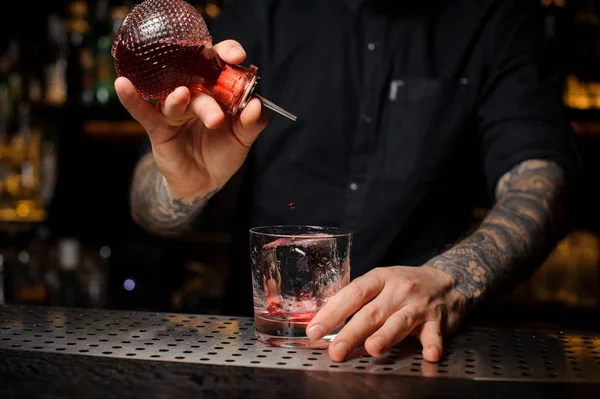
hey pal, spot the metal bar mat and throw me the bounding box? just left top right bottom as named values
left=1, top=305, right=600, bottom=382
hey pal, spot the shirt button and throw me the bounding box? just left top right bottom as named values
left=367, top=42, right=376, bottom=51
left=349, top=182, right=358, bottom=191
left=362, top=115, right=372, bottom=124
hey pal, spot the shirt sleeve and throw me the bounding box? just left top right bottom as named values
left=477, top=0, right=582, bottom=199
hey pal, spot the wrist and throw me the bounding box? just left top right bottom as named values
left=422, top=256, right=478, bottom=310
left=162, top=176, right=219, bottom=204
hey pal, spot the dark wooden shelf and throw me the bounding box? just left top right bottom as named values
left=82, top=120, right=145, bottom=136
left=572, top=120, right=600, bottom=138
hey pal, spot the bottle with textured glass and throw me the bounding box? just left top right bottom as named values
left=112, top=0, right=296, bottom=120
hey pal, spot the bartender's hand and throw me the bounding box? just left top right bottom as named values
left=115, top=40, right=267, bottom=199
left=306, top=266, right=467, bottom=362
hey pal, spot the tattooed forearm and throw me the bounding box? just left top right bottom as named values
left=130, top=153, right=217, bottom=236
left=425, top=159, right=569, bottom=307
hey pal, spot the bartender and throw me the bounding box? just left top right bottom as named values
left=115, top=0, right=581, bottom=363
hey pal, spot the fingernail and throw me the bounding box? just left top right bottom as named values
left=333, top=341, right=348, bottom=358
left=427, top=345, right=440, bottom=360
left=370, top=336, right=385, bottom=352
left=229, top=46, right=246, bottom=59
left=307, top=324, right=326, bottom=341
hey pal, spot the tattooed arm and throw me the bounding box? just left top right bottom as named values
left=130, top=153, right=218, bottom=237
left=116, top=41, right=266, bottom=238
left=308, top=158, right=571, bottom=362
left=425, top=159, right=569, bottom=309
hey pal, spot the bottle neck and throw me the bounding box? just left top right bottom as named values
left=188, top=46, right=259, bottom=116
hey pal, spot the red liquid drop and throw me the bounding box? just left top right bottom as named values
left=288, top=202, right=296, bottom=210
left=111, top=0, right=258, bottom=115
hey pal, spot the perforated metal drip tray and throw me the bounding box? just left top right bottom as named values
left=1, top=305, right=600, bottom=383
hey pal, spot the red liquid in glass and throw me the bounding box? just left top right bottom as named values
left=254, top=299, right=341, bottom=348
left=253, top=234, right=348, bottom=347
left=266, top=310, right=316, bottom=323
left=113, top=39, right=258, bottom=114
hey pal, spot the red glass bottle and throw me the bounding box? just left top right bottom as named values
left=111, top=0, right=262, bottom=116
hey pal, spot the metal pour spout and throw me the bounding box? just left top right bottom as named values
left=255, top=94, right=297, bottom=122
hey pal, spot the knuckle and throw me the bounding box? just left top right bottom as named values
left=397, top=311, right=413, bottom=328
left=401, top=280, right=417, bottom=295
left=363, top=305, right=385, bottom=325
left=349, top=282, right=368, bottom=303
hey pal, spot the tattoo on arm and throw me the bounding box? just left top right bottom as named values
left=425, top=159, right=569, bottom=307
left=130, top=153, right=218, bottom=236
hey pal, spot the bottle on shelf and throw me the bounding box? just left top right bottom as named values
left=5, top=40, right=23, bottom=118
left=0, top=39, right=23, bottom=132
left=0, top=253, right=5, bottom=305
left=0, top=98, right=10, bottom=213
left=0, top=50, right=12, bottom=127
left=66, top=0, right=95, bottom=107
left=57, top=237, right=82, bottom=307
left=79, top=244, right=110, bottom=308
left=45, top=13, right=69, bottom=106
left=15, top=225, right=53, bottom=305
left=94, top=0, right=117, bottom=106
left=11, top=102, right=42, bottom=212
left=39, top=136, right=57, bottom=210
left=13, top=243, right=48, bottom=306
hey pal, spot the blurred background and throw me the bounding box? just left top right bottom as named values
left=0, top=0, right=599, bottom=326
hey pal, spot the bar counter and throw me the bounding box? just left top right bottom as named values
left=1, top=305, right=600, bottom=398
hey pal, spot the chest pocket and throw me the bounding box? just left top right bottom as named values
left=379, top=77, right=473, bottom=182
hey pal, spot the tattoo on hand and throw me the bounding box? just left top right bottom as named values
left=425, top=159, right=568, bottom=306
left=130, top=154, right=217, bottom=236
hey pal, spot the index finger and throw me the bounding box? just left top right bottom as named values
left=115, top=77, right=165, bottom=136
left=306, top=273, right=384, bottom=341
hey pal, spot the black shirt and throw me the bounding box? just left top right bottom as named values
left=188, top=0, right=580, bottom=315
